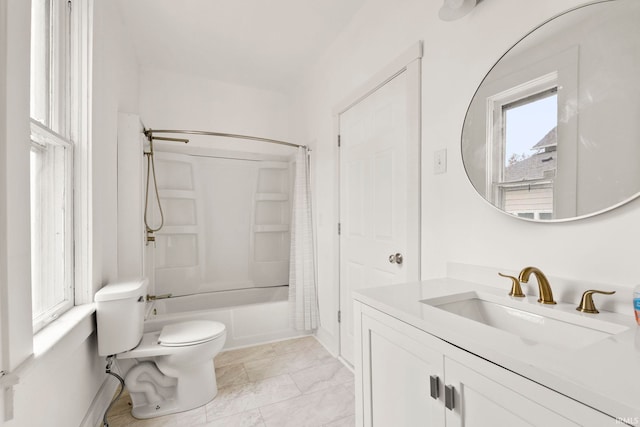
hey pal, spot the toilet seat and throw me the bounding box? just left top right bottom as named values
left=117, top=320, right=226, bottom=359
left=159, top=320, right=226, bottom=347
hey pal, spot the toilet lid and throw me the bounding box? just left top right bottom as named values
left=158, top=320, right=226, bottom=347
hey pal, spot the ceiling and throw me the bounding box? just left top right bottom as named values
left=116, top=0, right=367, bottom=93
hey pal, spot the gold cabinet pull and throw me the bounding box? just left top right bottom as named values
left=576, top=290, right=616, bottom=314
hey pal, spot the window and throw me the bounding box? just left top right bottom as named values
left=30, top=0, right=74, bottom=332
left=501, top=90, right=558, bottom=219
left=483, top=46, right=580, bottom=220
left=486, top=72, right=559, bottom=220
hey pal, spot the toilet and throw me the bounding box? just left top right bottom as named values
left=95, top=279, right=226, bottom=419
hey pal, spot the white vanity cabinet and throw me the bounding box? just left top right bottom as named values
left=355, top=302, right=617, bottom=427
left=359, top=311, right=445, bottom=426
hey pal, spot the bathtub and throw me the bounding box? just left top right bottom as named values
left=143, top=286, right=306, bottom=349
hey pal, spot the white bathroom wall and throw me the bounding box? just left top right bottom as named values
left=419, top=0, right=640, bottom=285
left=92, top=0, right=141, bottom=293
left=0, top=0, right=33, bottom=380
left=0, top=3, right=6, bottom=414
left=291, top=0, right=640, bottom=353
left=1, top=0, right=140, bottom=425
left=138, top=67, right=293, bottom=155
left=117, top=113, right=145, bottom=280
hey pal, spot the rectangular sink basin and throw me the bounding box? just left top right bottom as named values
left=422, top=292, right=628, bottom=350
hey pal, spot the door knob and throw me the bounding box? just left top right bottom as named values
left=388, top=253, right=403, bottom=264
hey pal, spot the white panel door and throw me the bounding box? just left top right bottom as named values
left=339, top=64, right=420, bottom=365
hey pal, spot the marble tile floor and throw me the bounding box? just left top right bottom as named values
left=102, top=336, right=355, bottom=427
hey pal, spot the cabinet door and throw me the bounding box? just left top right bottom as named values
left=360, top=312, right=445, bottom=427
left=444, top=356, right=617, bottom=427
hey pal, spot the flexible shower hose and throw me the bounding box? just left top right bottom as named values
left=144, top=145, right=164, bottom=235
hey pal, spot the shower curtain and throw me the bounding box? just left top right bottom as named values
left=289, top=147, right=319, bottom=330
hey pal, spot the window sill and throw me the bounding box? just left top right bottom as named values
left=32, top=303, right=96, bottom=359
left=0, top=307, right=97, bottom=421
left=2, top=304, right=96, bottom=389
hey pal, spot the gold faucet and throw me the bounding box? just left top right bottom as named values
left=518, top=266, right=556, bottom=305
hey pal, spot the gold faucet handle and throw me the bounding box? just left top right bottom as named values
left=498, top=273, right=525, bottom=298
left=576, top=290, right=616, bottom=314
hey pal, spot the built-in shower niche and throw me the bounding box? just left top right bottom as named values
left=161, top=198, right=197, bottom=226
left=250, top=161, right=292, bottom=287
left=148, top=155, right=202, bottom=297
left=154, top=159, right=194, bottom=191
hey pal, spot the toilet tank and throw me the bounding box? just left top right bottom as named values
left=95, top=279, right=148, bottom=356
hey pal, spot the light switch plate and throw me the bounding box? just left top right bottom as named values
left=434, top=149, right=447, bottom=174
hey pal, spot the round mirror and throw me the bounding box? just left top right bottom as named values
left=461, top=0, right=640, bottom=222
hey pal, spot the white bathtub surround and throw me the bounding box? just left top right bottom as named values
left=104, top=336, right=355, bottom=427
left=147, top=150, right=293, bottom=297
left=145, top=287, right=307, bottom=349
left=136, top=146, right=306, bottom=351
left=289, top=147, right=320, bottom=330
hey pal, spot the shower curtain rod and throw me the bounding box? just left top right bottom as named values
left=143, top=128, right=308, bottom=150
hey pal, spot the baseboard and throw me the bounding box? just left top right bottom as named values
left=79, top=377, right=120, bottom=427
left=314, top=325, right=338, bottom=357
left=313, top=328, right=353, bottom=372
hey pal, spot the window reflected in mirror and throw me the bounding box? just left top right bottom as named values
left=500, top=90, right=557, bottom=220
left=461, top=0, right=640, bottom=222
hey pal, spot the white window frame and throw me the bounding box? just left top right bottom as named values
left=30, top=120, right=75, bottom=332
left=511, top=210, right=554, bottom=221
left=486, top=71, right=558, bottom=209
left=69, top=0, right=93, bottom=306
left=30, top=0, right=92, bottom=333
left=483, top=46, right=579, bottom=219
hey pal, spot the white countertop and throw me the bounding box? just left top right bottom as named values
left=353, top=278, right=640, bottom=419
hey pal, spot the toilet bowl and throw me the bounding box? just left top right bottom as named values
left=95, top=280, right=227, bottom=419
left=118, top=320, right=226, bottom=418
